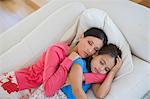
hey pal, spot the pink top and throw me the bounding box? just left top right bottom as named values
left=15, top=42, right=106, bottom=96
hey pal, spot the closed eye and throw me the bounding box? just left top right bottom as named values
left=100, top=61, right=104, bottom=65
left=105, top=67, right=110, bottom=72
left=88, top=41, right=93, bottom=46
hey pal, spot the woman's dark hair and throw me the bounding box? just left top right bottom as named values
left=86, top=43, right=122, bottom=72
left=84, top=27, right=108, bottom=46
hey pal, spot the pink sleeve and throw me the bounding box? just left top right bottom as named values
left=42, top=46, right=73, bottom=96
left=43, top=57, right=72, bottom=96
left=83, top=73, right=106, bottom=84
left=42, top=46, right=62, bottom=83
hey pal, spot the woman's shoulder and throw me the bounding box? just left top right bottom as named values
left=52, top=42, right=69, bottom=48
left=49, top=42, right=70, bottom=55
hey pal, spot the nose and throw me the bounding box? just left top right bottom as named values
left=87, top=46, right=94, bottom=54
left=94, top=66, right=102, bottom=73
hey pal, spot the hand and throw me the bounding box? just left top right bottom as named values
left=110, top=56, right=123, bottom=75
left=68, top=51, right=80, bottom=61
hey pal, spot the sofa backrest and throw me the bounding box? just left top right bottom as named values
left=0, top=0, right=83, bottom=55
left=0, top=2, right=86, bottom=74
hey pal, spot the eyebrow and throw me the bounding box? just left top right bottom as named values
left=91, top=41, right=94, bottom=45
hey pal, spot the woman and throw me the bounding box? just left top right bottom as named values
left=29, top=43, right=122, bottom=99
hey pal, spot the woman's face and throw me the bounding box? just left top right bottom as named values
left=90, top=54, right=115, bottom=74
left=77, top=35, right=103, bottom=58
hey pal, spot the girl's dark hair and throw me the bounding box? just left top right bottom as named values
left=86, top=43, right=122, bottom=72
left=84, top=27, right=108, bottom=46
left=98, top=43, right=122, bottom=64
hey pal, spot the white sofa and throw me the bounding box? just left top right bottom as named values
left=0, top=0, right=149, bottom=99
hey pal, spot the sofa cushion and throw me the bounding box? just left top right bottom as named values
left=61, top=8, right=133, bottom=80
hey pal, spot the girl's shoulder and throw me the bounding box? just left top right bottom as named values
left=73, top=58, right=86, bottom=70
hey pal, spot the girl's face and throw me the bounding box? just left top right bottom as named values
left=91, top=54, right=115, bottom=74
left=76, top=35, right=103, bottom=58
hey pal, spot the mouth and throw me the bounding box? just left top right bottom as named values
left=92, top=67, right=99, bottom=73
left=83, top=51, right=89, bottom=57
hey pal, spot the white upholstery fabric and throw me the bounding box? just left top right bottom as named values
left=0, top=0, right=83, bottom=56
left=81, top=0, right=150, bottom=62
left=0, top=2, right=86, bottom=74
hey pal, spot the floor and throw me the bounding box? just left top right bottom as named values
left=131, top=0, right=150, bottom=8
left=0, top=0, right=36, bottom=34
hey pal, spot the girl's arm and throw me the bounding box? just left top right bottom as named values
left=92, top=57, right=123, bottom=99
left=92, top=71, right=115, bottom=99
left=69, top=64, right=87, bottom=99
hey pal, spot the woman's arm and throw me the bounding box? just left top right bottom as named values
left=92, top=57, right=123, bottom=99
left=69, top=64, right=87, bottom=99
left=83, top=73, right=106, bottom=84
left=42, top=46, right=70, bottom=96
left=43, top=45, right=79, bottom=96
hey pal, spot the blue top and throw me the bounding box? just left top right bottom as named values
left=61, top=58, right=91, bottom=99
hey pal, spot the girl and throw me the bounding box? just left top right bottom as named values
left=0, top=27, right=108, bottom=98
left=29, top=43, right=122, bottom=99
left=62, top=43, right=122, bottom=99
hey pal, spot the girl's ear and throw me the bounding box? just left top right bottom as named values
left=92, top=52, right=99, bottom=58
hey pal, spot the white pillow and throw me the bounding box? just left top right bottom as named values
left=61, top=8, right=133, bottom=80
